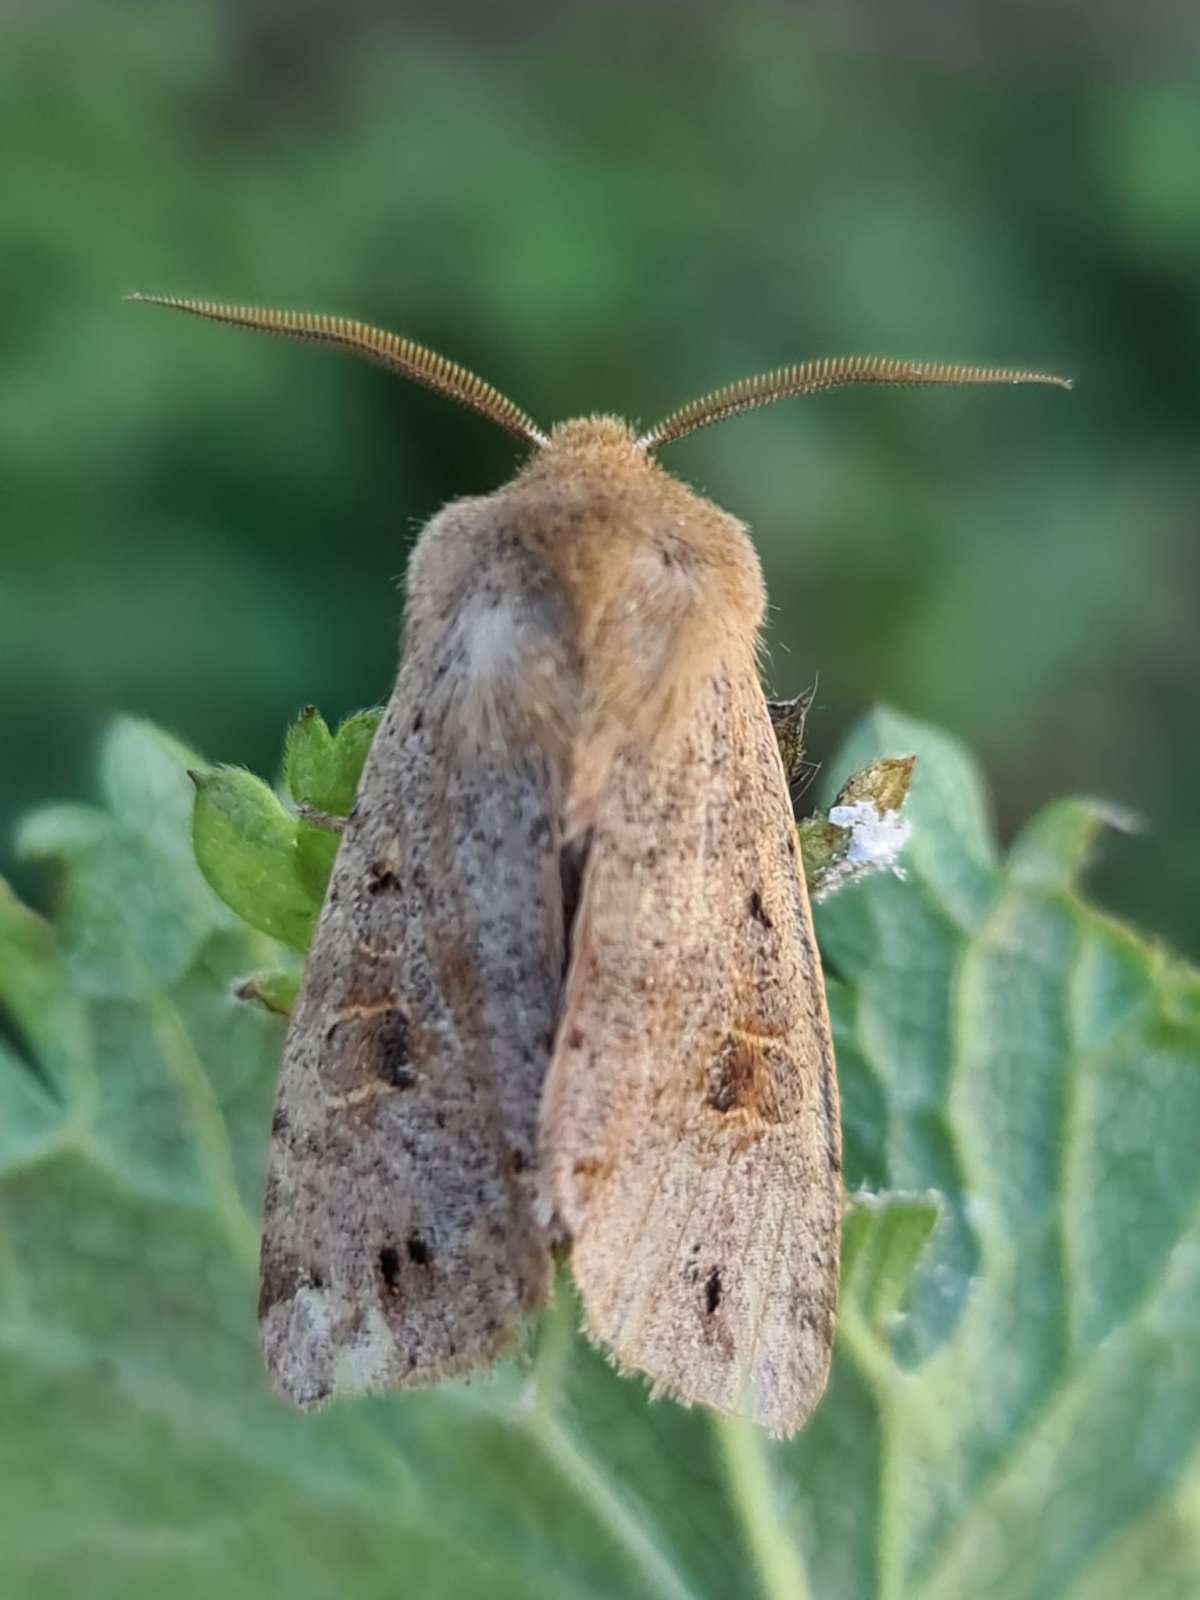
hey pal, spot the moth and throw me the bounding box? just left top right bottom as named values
left=132, top=294, right=1067, bottom=1435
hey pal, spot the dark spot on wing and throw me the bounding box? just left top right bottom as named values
left=367, top=858, right=401, bottom=893
left=378, top=1246, right=402, bottom=1293
left=748, top=889, right=773, bottom=929
left=704, top=1267, right=723, bottom=1314
left=567, top=1027, right=585, bottom=1051
left=376, top=1009, right=414, bottom=1088
left=705, top=1032, right=787, bottom=1122
left=406, top=1233, right=432, bottom=1266
left=706, top=1034, right=750, bottom=1112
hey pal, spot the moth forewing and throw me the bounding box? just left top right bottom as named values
left=259, top=496, right=579, bottom=1406
left=542, top=639, right=840, bottom=1438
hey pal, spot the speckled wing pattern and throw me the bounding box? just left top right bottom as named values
left=543, top=653, right=841, bottom=1437
left=259, top=589, right=567, bottom=1407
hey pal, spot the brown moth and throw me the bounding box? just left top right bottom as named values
left=130, top=294, right=1068, bottom=1434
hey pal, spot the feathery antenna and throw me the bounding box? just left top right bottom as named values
left=126, top=295, right=548, bottom=448
left=638, top=355, right=1072, bottom=451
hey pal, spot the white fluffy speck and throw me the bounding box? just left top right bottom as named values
left=828, top=800, right=912, bottom=869
left=812, top=801, right=912, bottom=901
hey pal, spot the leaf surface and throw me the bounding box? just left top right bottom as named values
left=1, top=710, right=1196, bottom=1599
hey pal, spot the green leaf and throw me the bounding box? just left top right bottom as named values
left=235, top=967, right=302, bottom=1017
left=284, top=704, right=381, bottom=817
left=1007, top=795, right=1141, bottom=893
left=191, top=765, right=319, bottom=952
left=283, top=704, right=337, bottom=809
left=293, top=817, right=341, bottom=904
left=329, top=708, right=383, bottom=810
left=191, top=704, right=383, bottom=983
left=841, top=1189, right=941, bottom=1340
left=1, top=708, right=1197, bottom=1599
left=226, top=703, right=383, bottom=930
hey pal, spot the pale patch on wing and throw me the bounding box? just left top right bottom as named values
left=333, top=1306, right=401, bottom=1394
left=463, top=597, right=522, bottom=681
left=450, top=590, right=573, bottom=755
left=261, top=1286, right=336, bottom=1410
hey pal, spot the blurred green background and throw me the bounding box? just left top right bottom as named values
left=4, top=0, right=1198, bottom=956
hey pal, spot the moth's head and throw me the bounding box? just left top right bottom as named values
left=531, top=416, right=644, bottom=479
left=126, top=295, right=1071, bottom=465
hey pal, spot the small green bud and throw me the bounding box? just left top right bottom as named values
left=329, top=709, right=382, bottom=811
left=834, top=755, right=916, bottom=816
left=191, top=766, right=320, bottom=951
left=283, top=705, right=381, bottom=817
left=234, top=969, right=301, bottom=1016
left=283, top=706, right=336, bottom=812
